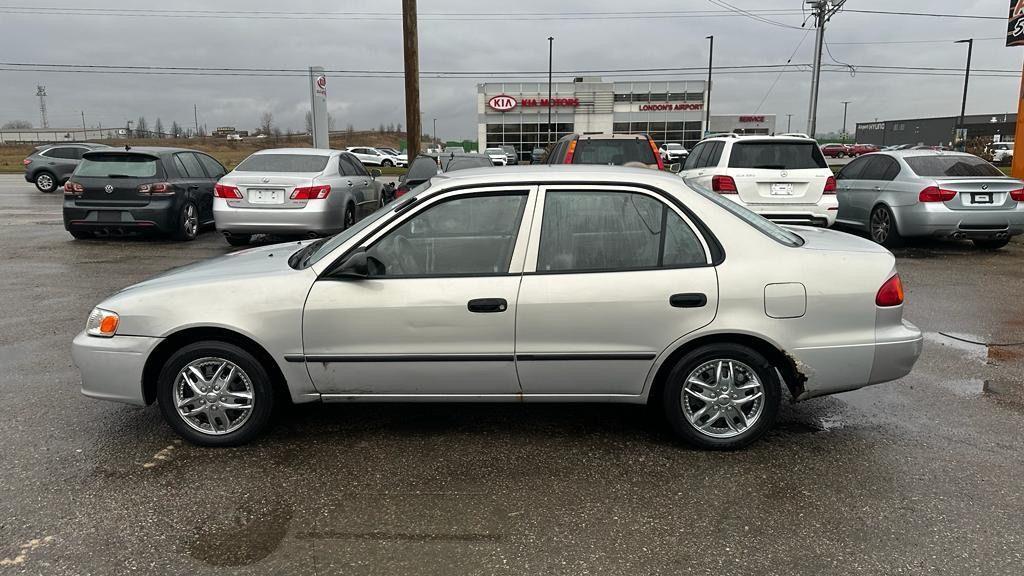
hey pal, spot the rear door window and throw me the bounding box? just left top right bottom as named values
left=705, top=142, right=725, bottom=168
left=176, top=153, right=206, bottom=179
left=905, top=155, right=1003, bottom=177
left=836, top=156, right=870, bottom=180
left=571, top=138, right=657, bottom=165
left=683, top=144, right=705, bottom=170
left=856, top=156, right=887, bottom=180
left=234, top=154, right=330, bottom=173
left=196, top=154, right=226, bottom=178
left=727, top=141, right=828, bottom=169
left=77, top=154, right=159, bottom=178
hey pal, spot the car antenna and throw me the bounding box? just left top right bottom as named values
left=124, top=144, right=131, bottom=151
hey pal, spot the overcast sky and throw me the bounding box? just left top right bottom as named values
left=0, top=0, right=1019, bottom=139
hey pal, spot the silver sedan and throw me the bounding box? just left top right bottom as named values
left=72, top=166, right=923, bottom=449
left=835, top=150, right=1024, bottom=249
left=213, top=148, right=383, bottom=246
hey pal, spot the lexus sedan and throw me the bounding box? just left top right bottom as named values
left=834, top=150, right=1024, bottom=249
left=213, top=148, right=383, bottom=246
left=72, top=166, right=922, bottom=449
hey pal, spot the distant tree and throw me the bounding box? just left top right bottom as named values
left=171, top=121, right=181, bottom=138
left=386, top=123, right=394, bottom=132
left=136, top=116, right=149, bottom=138
left=259, top=111, right=274, bottom=136
left=378, top=123, right=385, bottom=133
left=346, top=123, right=354, bottom=134
left=304, top=111, right=313, bottom=134
left=396, top=123, right=403, bottom=133
left=1, top=120, right=32, bottom=129
left=272, top=127, right=282, bottom=142
left=154, top=118, right=164, bottom=138
left=327, top=113, right=336, bottom=132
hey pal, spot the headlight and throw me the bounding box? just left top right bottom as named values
left=86, top=308, right=119, bottom=338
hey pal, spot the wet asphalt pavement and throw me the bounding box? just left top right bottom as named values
left=1, top=173, right=1022, bottom=575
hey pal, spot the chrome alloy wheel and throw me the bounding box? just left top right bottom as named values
left=173, top=357, right=254, bottom=435
left=871, top=208, right=891, bottom=244
left=184, top=203, right=199, bottom=237
left=36, top=173, right=54, bottom=191
left=680, top=359, right=765, bottom=439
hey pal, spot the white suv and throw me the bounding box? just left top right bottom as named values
left=346, top=147, right=407, bottom=168
left=678, top=135, right=837, bottom=227
left=483, top=147, right=508, bottom=166
left=989, top=142, right=1013, bottom=165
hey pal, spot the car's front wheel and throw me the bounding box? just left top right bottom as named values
left=157, top=341, right=275, bottom=446
left=35, top=172, right=57, bottom=193
left=662, top=343, right=781, bottom=450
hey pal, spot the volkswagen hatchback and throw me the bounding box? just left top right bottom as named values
left=72, top=166, right=922, bottom=450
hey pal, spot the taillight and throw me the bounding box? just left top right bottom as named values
left=291, top=185, right=331, bottom=200
left=63, top=181, right=83, bottom=196
left=649, top=138, right=665, bottom=170
left=876, top=274, right=905, bottom=307
left=1010, top=188, right=1024, bottom=202
left=22, top=158, right=31, bottom=166
left=138, top=182, right=174, bottom=196
left=565, top=140, right=577, bottom=164
left=711, top=175, right=738, bottom=194
left=214, top=183, right=242, bottom=199
left=919, top=186, right=956, bottom=202
left=394, top=185, right=409, bottom=198
left=823, top=176, right=837, bottom=194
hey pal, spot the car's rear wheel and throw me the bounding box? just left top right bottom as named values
left=157, top=341, right=274, bottom=446
left=35, top=172, right=57, bottom=193
left=225, top=233, right=251, bottom=247
left=69, top=230, right=94, bottom=240
left=173, top=201, right=200, bottom=241
left=343, top=203, right=355, bottom=229
left=973, top=238, right=1009, bottom=250
left=381, top=159, right=394, bottom=168
left=662, top=343, right=781, bottom=450
left=870, top=205, right=902, bottom=247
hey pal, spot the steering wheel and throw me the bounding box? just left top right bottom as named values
left=394, top=235, right=420, bottom=275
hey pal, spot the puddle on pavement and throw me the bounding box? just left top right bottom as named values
left=940, top=378, right=986, bottom=397
left=924, top=332, right=989, bottom=363
left=183, top=498, right=294, bottom=567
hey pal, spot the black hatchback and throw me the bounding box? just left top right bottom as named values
left=63, top=147, right=226, bottom=240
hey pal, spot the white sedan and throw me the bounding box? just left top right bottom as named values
left=72, top=166, right=922, bottom=449
left=345, top=146, right=406, bottom=168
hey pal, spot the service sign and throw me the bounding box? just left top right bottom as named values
left=1008, top=0, right=1024, bottom=47
left=488, top=95, right=517, bottom=112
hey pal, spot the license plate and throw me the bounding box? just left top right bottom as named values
left=248, top=189, right=284, bottom=204
left=97, top=211, right=121, bottom=223
left=770, top=183, right=794, bottom=196
left=972, top=193, right=993, bottom=205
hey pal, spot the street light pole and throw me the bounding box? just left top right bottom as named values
left=841, top=100, right=851, bottom=141
left=547, top=36, right=554, bottom=144
left=705, top=35, right=714, bottom=136
left=955, top=38, right=973, bottom=150
left=433, top=118, right=437, bottom=145
left=786, top=114, right=793, bottom=133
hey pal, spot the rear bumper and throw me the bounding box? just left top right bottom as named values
left=214, top=198, right=346, bottom=235
left=24, top=171, right=33, bottom=183
left=63, top=199, right=176, bottom=232
left=730, top=195, right=839, bottom=227
left=72, top=331, right=161, bottom=406
left=894, top=203, right=1024, bottom=238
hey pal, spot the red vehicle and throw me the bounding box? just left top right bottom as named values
left=848, top=143, right=881, bottom=156
left=820, top=143, right=852, bottom=158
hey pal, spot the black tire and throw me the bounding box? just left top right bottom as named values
left=225, top=234, right=251, bottom=247
left=381, top=159, right=394, bottom=168
left=34, top=171, right=58, bottom=193
left=69, top=230, right=94, bottom=240
left=973, top=238, right=1009, bottom=250
left=662, top=343, right=781, bottom=450
left=173, top=201, right=200, bottom=241
left=343, top=203, right=356, bottom=230
left=869, top=205, right=902, bottom=248
left=157, top=340, right=275, bottom=447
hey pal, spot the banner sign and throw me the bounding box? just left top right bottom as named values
left=1008, top=0, right=1024, bottom=47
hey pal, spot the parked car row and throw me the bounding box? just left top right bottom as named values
left=820, top=143, right=880, bottom=158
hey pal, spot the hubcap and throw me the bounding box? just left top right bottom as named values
left=173, top=357, right=254, bottom=435
left=871, top=209, right=890, bottom=243
left=37, top=174, right=53, bottom=189
left=680, top=359, right=765, bottom=439
left=346, top=209, right=354, bottom=227
left=184, top=204, right=198, bottom=237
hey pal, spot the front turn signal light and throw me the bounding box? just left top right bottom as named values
left=86, top=308, right=120, bottom=337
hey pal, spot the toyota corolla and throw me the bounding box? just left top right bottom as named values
left=72, top=166, right=923, bottom=450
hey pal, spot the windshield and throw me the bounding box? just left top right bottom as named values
left=77, top=154, right=159, bottom=178
left=665, top=144, right=683, bottom=150
left=728, top=141, right=828, bottom=170
left=572, top=138, right=657, bottom=165
left=446, top=156, right=493, bottom=171
left=406, top=157, right=440, bottom=182
left=905, top=155, right=1002, bottom=177
left=296, top=181, right=433, bottom=268
left=235, top=154, right=329, bottom=173
left=485, top=148, right=504, bottom=154
left=688, top=180, right=804, bottom=247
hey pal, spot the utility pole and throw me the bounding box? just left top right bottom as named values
left=193, top=104, right=199, bottom=137
left=402, top=0, right=422, bottom=156
left=547, top=36, right=554, bottom=144
left=786, top=114, right=793, bottom=133
left=955, top=38, right=973, bottom=150
left=36, top=86, right=49, bottom=129
left=841, top=100, right=851, bottom=141
left=81, top=111, right=87, bottom=134
left=805, top=1, right=845, bottom=138
left=433, top=118, right=437, bottom=144
left=705, top=35, right=714, bottom=136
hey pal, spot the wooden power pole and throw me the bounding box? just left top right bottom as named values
left=402, top=0, right=421, bottom=157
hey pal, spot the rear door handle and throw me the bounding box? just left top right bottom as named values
left=467, top=298, right=508, bottom=313
left=188, top=184, right=199, bottom=190
left=347, top=180, right=354, bottom=187
left=670, top=293, right=707, bottom=308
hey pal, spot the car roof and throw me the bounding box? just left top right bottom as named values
left=702, top=135, right=815, bottom=144
left=251, top=147, right=337, bottom=156
left=82, top=146, right=204, bottom=157
left=886, top=150, right=979, bottom=159
left=570, top=133, right=653, bottom=141
left=434, top=164, right=683, bottom=186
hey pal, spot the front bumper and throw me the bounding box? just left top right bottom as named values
left=894, top=203, right=1024, bottom=239
left=213, top=198, right=346, bottom=235
left=72, top=331, right=162, bottom=406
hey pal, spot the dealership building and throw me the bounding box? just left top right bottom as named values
left=477, top=78, right=776, bottom=161
left=855, top=113, right=1016, bottom=147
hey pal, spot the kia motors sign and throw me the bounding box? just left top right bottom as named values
left=488, top=95, right=517, bottom=112
left=1009, top=0, right=1024, bottom=47
left=521, top=97, right=579, bottom=107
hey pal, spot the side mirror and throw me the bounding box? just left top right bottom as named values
left=370, top=168, right=382, bottom=178
left=335, top=250, right=383, bottom=279
left=668, top=163, right=683, bottom=174
left=398, top=174, right=406, bottom=183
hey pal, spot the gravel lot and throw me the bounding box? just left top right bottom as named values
left=1, top=173, right=1022, bottom=575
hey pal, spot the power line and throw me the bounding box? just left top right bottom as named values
left=705, top=0, right=805, bottom=30
left=843, top=9, right=1005, bottom=21
left=756, top=30, right=812, bottom=112
left=828, top=37, right=1004, bottom=45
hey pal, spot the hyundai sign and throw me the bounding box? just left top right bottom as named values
left=1009, top=0, right=1024, bottom=47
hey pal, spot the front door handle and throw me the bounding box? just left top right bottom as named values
left=467, top=298, right=508, bottom=313
left=670, top=293, right=707, bottom=308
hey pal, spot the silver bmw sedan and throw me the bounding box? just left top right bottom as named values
left=72, top=166, right=923, bottom=450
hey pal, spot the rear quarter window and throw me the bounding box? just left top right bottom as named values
left=571, top=138, right=657, bottom=166
left=728, top=141, right=828, bottom=170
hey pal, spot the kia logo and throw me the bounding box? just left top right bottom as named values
left=104, top=184, right=114, bottom=194
left=488, top=95, right=517, bottom=112
left=316, top=75, right=326, bottom=89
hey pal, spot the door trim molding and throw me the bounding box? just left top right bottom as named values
left=288, top=352, right=656, bottom=363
